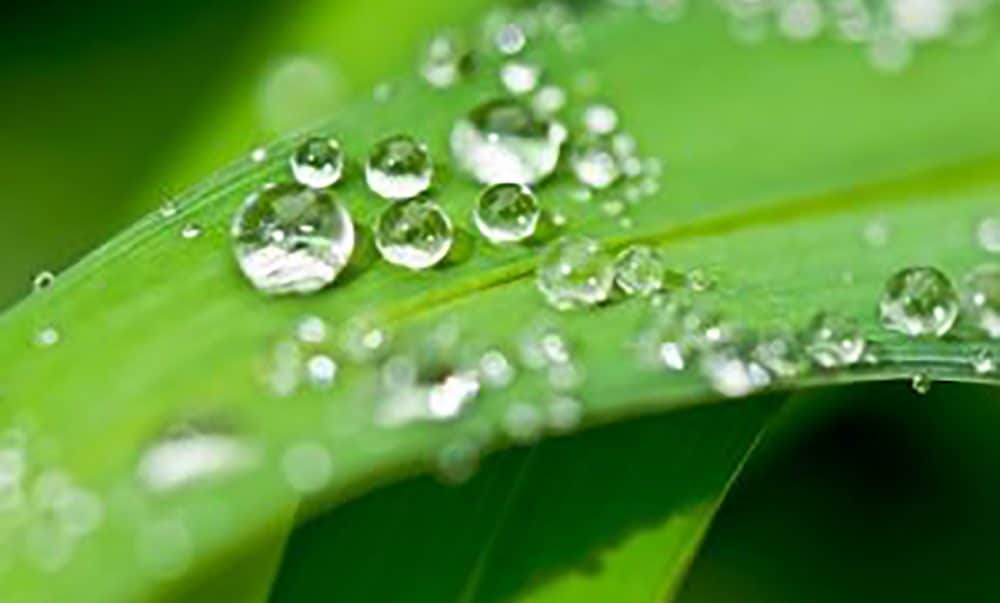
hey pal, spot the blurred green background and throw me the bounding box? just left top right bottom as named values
left=2, top=1, right=998, bottom=601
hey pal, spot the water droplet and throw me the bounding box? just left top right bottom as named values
left=536, top=236, right=615, bottom=311
left=500, top=61, right=541, bottom=95
left=891, top=0, right=954, bottom=41
left=479, top=349, right=515, bottom=388
left=32, top=271, right=55, bottom=293
left=35, top=326, right=60, bottom=348
left=296, top=315, right=328, bottom=344
left=879, top=266, right=959, bottom=337
left=777, top=0, right=824, bottom=40
left=751, top=333, right=809, bottom=378
left=635, top=297, right=732, bottom=371
left=494, top=22, right=527, bottom=55
left=547, top=361, right=584, bottom=391
left=546, top=395, right=583, bottom=432
left=583, top=103, right=619, bottom=135
left=365, top=135, right=434, bottom=200
left=532, top=85, right=566, bottom=117
left=181, top=223, right=202, bottom=239
left=374, top=197, right=453, bottom=269
left=700, top=348, right=771, bottom=398
left=570, top=136, right=621, bottom=189
left=306, top=354, right=338, bottom=388
left=911, top=372, right=932, bottom=394
left=614, top=245, right=664, bottom=296
left=977, top=216, right=1000, bottom=253
left=503, top=403, right=543, bottom=443
left=686, top=268, right=715, bottom=292
left=281, top=441, right=333, bottom=493
left=451, top=98, right=567, bottom=185
left=341, top=318, right=389, bottom=363
left=290, top=136, right=344, bottom=189
left=231, top=183, right=355, bottom=294
left=421, top=33, right=472, bottom=89
left=427, top=371, right=481, bottom=419
left=268, top=340, right=302, bottom=396
left=137, top=426, right=257, bottom=493
left=863, top=218, right=890, bottom=247
left=803, top=312, right=866, bottom=368
left=970, top=347, right=996, bottom=375
left=518, top=323, right=572, bottom=369
left=960, top=263, right=999, bottom=338
left=159, top=198, right=178, bottom=218
left=250, top=147, right=268, bottom=163
left=473, top=183, right=541, bottom=243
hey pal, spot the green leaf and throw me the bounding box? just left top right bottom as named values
left=0, top=4, right=997, bottom=602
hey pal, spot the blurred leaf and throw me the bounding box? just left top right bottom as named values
left=0, top=3, right=997, bottom=603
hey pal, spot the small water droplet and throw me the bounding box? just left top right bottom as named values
left=436, top=440, right=479, bottom=484
left=701, top=347, right=771, bottom=398
left=970, top=347, right=996, bottom=375
left=532, top=85, right=566, bottom=117
left=500, top=61, right=541, bottom=95
left=479, top=349, right=515, bottom=388
left=570, top=136, right=621, bottom=189
left=546, top=395, right=583, bottom=432
left=281, top=441, right=333, bottom=493
left=960, top=263, right=999, bottom=338
left=751, top=333, right=809, bottom=378
left=503, top=403, right=543, bottom=443
left=306, top=354, right=338, bottom=388
left=231, top=183, right=355, bottom=294
left=250, top=147, right=268, bottom=163
left=863, top=218, right=891, bottom=247
left=911, top=372, right=932, bottom=394
left=137, top=425, right=257, bottom=493
left=583, top=103, right=619, bottom=135
left=474, top=183, right=541, bottom=243
left=494, top=22, right=527, bottom=55
left=428, top=371, right=481, bottom=419
left=803, top=312, right=866, bottom=368
left=181, top=223, right=202, bottom=239
left=159, top=198, right=178, bottom=218
left=879, top=266, right=959, bottom=337
left=341, top=318, right=389, bottom=363
left=777, top=0, right=824, bottom=40
left=536, top=236, right=615, bottom=310
left=977, top=216, right=1000, bottom=253
left=686, top=268, right=715, bottom=292
left=374, top=197, right=453, bottom=269
left=35, top=326, right=60, bottom=348
left=421, top=33, right=473, bottom=89
left=451, top=97, right=567, bottom=185
left=296, top=315, right=328, bottom=344
left=614, top=245, right=664, bottom=296
left=290, top=136, right=344, bottom=189
left=365, top=135, right=434, bottom=200
left=32, top=271, right=55, bottom=293
left=891, top=0, right=954, bottom=41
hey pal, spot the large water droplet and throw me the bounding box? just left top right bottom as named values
left=960, top=263, right=999, bottom=338
left=570, top=135, right=621, bottom=189
left=614, top=245, right=664, bottom=296
left=365, top=135, right=434, bottom=200
left=474, top=183, right=540, bottom=243
left=290, top=136, right=344, bottom=189
left=231, top=183, right=355, bottom=294
left=803, top=312, right=866, bottom=368
left=879, top=266, right=959, bottom=337
left=374, top=197, right=453, bottom=269
left=536, top=236, right=615, bottom=310
left=137, top=425, right=257, bottom=493
left=451, top=98, right=567, bottom=185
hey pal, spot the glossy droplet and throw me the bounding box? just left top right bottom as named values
left=282, top=441, right=333, bottom=493
left=290, top=136, right=344, bottom=189
left=494, top=22, right=527, bottom=55
left=374, top=197, right=453, bottom=269
left=428, top=371, right=481, bottom=419
left=231, top=183, right=355, bottom=294
left=306, top=354, right=338, bottom=388
left=474, top=183, right=540, bottom=243
left=159, top=198, right=178, bottom=218
left=614, top=245, right=664, bottom=296
left=570, top=136, right=621, bottom=189
left=451, top=97, right=567, bottom=185
left=421, top=33, right=472, bottom=88
left=583, top=104, right=618, bottom=135
left=137, top=427, right=257, bottom=493
left=978, top=217, right=1000, bottom=253
left=34, top=326, right=60, bottom=348
left=911, top=372, right=932, bottom=395
left=751, top=333, right=809, bottom=378
left=700, top=348, right=771, bottom=398
left=250, top=147, right=268, bottom=163
left=503, top=403, right=543, bottom=444
left=501, top=61, right=541, bottom=95
left=960, top=264, right=999, bottom=338
left=365, top=135, right=433, bottom=200
left=536, top=236, right=615, bottom=311
left=181, top=223, right=202, bottom=239
left=32, top=271, right=55, bottom=293
left=296, top=315, right=328, bottom=344
left=970, top=347, right=996, bottom=375
left=532, top=85, right=566, bottom=117
left=479, top=349, right=515, bottom=388
left=879, top=266, right=959, bottom=337
left=436, top=440, right=479, bottom=484
left=803, top=312, right=866, bottom=368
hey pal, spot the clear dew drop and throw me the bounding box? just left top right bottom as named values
left=500, top=61, right=541, bottom=95
left=250, top=147, right=268, bottom=163
left=532, top=85, right=567, bottom=117
left=978, top=216, right=1000, bottom=253
left=803, top=312, right=867, bottom=368
left=614, top=245, right=664, bottom=296
left=306, top=354, right=338, bottom=388
left=751, top=333, right=809, bottom=379
left=970, top=347, right=996, bottom=375
left=365, top=135, right=434, bottom=200
left=536, top=236, right=615, bottom=311
left=494, top=22, right=527, bottom=55
left=231, top=183, right=355, bottom=294
left=451, top=97, right=567, bottom=185
left=583, top=103, right=619, bottom=135
left=281, top=441, right=333, bottom=493
left=136, top=426, right=257, bottom=493
left=290, top=136, right=344, bottom=189
left=32, top=271, right=55, bottom=293
left=421, top=33, right=472, bottom=89
left=180, top=223, right=202, bottom=239
left=374, top=197, right=453, bottom=269
left=479, top=349, right=516, bottom=388
left=159, top=198, right=178, bottom=218
left=34, top=326, right=60, bottom=348
left=960, top=264, right=999, bottom=338
left=296, top=315, right=328, bottom=344
left=570, top=136, right=621, bottom=189
left=474, top=183, right=541, bottom=243
left=879, top=266, right=959, bottom=337
left=700, top=347, right=772, bottom=398
left=911, top=372, right=932, bottom=395
left=427, top=371, right=481, bottom=419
